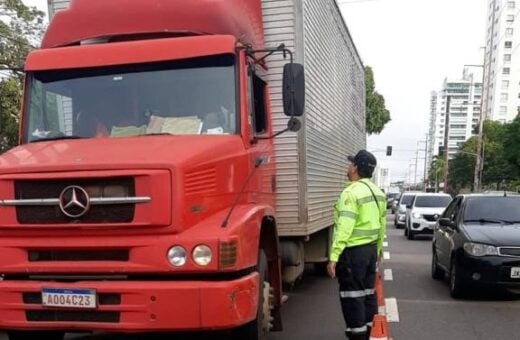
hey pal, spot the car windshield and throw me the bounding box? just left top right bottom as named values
left=400, top=195, right=415, bottom=206
left=414, top=196, right=451, bottom=208
left=24, top=55, right=237, bottom=142
left=388, top=193, right=400, bottom=200
left=464, top=196, right=520, bottom=223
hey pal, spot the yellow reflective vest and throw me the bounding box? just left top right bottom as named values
left=329, top=178, right=387, bottom=262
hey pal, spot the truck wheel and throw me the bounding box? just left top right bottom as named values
left=232, top=250, right=271, bottom=340
left=8, top=331, right=65, bottom=340
left=314, top=262, right=328, bottom=276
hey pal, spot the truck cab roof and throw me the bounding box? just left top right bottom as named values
left=42, top=0, right=264, bottom=49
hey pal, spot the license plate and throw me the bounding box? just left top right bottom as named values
left=42, top=288, right=96, bottom=309
left=511, top=267, right=520, bottom=279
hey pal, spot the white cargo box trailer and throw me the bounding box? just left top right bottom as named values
left=48, top=0, right=366, bottom=281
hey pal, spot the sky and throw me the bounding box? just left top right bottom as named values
left=22, top=0, right=488, bottom=184
left=339, top=0, right=487, bottom=183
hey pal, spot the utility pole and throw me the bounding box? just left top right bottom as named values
left=469, top=50, right=486, bottom=193
left=423, top=134, right=429, bottom=191
left=414, top=149, right=419, bottom=189
left=443, top=95, right=451, bottom=192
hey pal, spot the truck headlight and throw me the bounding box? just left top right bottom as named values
left=167, top=246, right=187, bottom=267
left=463, top=243, right=498, bottom=257
left=412, top=212, right=422, bottom=219
left=192, top=245, right=212, bottom=266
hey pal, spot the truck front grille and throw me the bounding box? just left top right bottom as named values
left=14, top=178, right=135, bottom=224
left=28, top=249, right=130, bottom=262
left=26, top=310, right=120, bottom=323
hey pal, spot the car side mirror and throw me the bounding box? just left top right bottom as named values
left=439, top=218, right=455, bottom=228
left=283, top=63, right=305, bottom=117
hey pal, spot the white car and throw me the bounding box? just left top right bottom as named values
left=394, top=193, right=417, bottom=228
left=405, top=193, right=452, bottom=240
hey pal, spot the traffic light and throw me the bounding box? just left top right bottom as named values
left=386, top=146, right=392, bottom=156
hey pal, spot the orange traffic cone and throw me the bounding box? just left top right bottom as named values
left=369, top=314, right=390, bottom=340
left=374, top=273, right=385, bottom=313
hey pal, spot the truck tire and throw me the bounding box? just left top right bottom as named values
left=8, top=331, right=65, bottom=340
left=232, top=250, right=271, bottom=340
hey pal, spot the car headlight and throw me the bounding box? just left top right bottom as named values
left=192, top=244, right=212, bottom=266
left=167, top=246, right=187, bottom=267
left=412, top=212, right=422, bottom=219
left=463, top=243, right=498, bottom=257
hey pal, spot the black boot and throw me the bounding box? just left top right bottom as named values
left=346, top=332, right=367, bottom=340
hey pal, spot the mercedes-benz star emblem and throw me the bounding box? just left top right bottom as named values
left=59, top=186, right=91, bottom=218
left=434, top=214, right=439, bottom=220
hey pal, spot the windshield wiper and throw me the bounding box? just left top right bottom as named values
left=464, top=218, right=510, bottom=224
left=30, top=135, right=83, bottom=143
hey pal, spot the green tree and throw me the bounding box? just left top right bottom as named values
left=365, top=66, right=391, bottom=134
left=448, top=137, right=477, bottom=191
left=0, top=0, right=44, bottom=153
left=503, top=116, right=520, bottom=183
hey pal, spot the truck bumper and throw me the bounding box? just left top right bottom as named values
left=0, top=273, right=259, bottom=332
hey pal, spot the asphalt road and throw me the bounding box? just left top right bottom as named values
left=2, top=213, right=520, bottom=340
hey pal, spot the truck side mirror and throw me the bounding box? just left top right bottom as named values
left=283, top=63, right=305, bottom=117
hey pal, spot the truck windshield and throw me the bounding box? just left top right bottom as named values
left=24, top=55, right=237, bottom=142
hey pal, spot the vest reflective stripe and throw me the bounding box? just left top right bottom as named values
left=357, top=195, right=387, bottom=205
left=346, top=325, right=368, bottom=333
left=365, top=288, right=375, bottom=295
left=351, top=228, right=380, bottom=237
left=340, top=211, right=358, bottom=219
left=340, top=290, right=366, bottom=298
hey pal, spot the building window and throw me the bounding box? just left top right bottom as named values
left=506, top=28, right=514, bottom=36
left=504, top=54, right=512, bottom=62
left=502, top=80, right=510, bottom=89
left=505, top=41, right=513, bottom=48
left=500, top=106, right=508, bottom=114
left=501, top=93, right=509, bottom=102
left=503, top=67, right=511, bottom=75
left=507, top=15, right=515, bottom=22
left=508, top=1, right=516, bottom=9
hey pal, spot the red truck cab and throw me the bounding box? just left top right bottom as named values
left=0, top=1, right=304, bottom=339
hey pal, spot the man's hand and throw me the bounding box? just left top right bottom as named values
left=327, top=261, right=337, bottom=279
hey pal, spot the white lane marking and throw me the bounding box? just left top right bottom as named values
left=384, top=235, right=388, bottom=239
left=383, top=268, right=393, bottom=281
left=385, top=297, right=400, bottom=322
left=383, top=241, right=389, bottom=247
left=383, top=251, right=391, bottom=260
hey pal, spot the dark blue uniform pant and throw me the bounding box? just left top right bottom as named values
left=336, top=243, right=378, bottom=337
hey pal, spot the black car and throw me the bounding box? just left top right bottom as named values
left=431, top=193, right=520, bottom=298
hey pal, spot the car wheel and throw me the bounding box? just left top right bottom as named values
left=407, top=229, right=415, bottom=240
left=449, top=260, right=465, bottom=299
left=431, top=249, right=444, bottom=280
